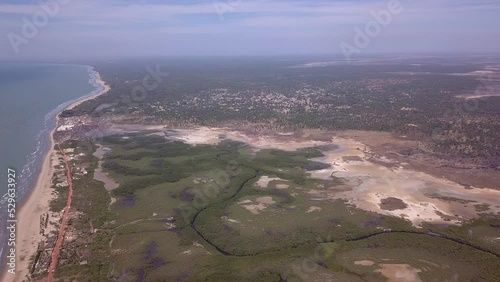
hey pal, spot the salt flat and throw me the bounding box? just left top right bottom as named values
left=165, top=126, right=500, bottom=227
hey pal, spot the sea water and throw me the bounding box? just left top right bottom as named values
left=0, top=63, right=101, bottom=266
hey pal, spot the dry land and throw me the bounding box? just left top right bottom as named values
left=41, top=125, right=497, bottom=281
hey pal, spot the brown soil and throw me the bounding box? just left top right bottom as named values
left=335, top=130, right=500, bottom=190
left=379, top=197, right=409, bottom=211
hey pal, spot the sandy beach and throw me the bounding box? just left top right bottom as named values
left=2, top=68, right=110, bottom=282
left=3, top=130, right=58, bottom=282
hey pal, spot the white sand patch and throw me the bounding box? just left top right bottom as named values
left=257, top=196, right=275, bottom=205
left=171, top=127, right=222, bottom=145
left=376, top=264, right=422, bottom=282
left=147, top=131, right=165, bottom=137
left=241, top=196, right=276, bottom=214
left=170, top=127, right=331, bottom=151
left=256, top=176, right=280, bottom=188
left=307, top=206, right=322, bottom=213
left=242, top=203, right=268, bottom=214
left=417, top=259, right=441, bottom=268
left=276, top=183, right=289, bottom=189
left=308, top=137, right=500, bottom=227
left=193, top=242, right=204, bottom=248
left=182, top=242, right=210, bottom=256
left=221, top=216, right=241, bottom=224
left=355, top=260, right=374, bottom=266
left=238, top=199, right=252, bottom=204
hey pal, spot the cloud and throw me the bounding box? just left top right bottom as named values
left=1, top=0, right=499, bottom=58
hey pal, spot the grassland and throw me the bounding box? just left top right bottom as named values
left=320, top=233, right=500, bottom=282
left=74, top=133, right=499, bottom=281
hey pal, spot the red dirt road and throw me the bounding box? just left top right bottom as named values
left=47, top=144, right=73, bottom=282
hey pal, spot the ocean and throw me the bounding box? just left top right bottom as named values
left=0, top=63, right=101, bottom=261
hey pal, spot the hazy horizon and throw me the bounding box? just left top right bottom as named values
left=1, top=0, right=499, bottom=60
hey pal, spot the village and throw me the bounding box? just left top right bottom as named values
left=29, top=141, right=92, bottom=277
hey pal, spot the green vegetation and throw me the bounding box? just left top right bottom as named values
left=67, top=59, right=500, bottom=167
left=319, top=233, right=500, bottom=282
left=86, top=134, right=499, bottom=281
left=49, top=140, right=115, bottom=281
left=33, top=57, right=500, bottom=281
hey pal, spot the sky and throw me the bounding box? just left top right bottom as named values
left=0, top=0, right=499, bottom=59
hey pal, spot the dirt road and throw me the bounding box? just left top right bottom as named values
left=47, top=144, right=73, bottom=282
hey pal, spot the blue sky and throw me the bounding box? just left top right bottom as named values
left=0, top=0, right=499, bottom=59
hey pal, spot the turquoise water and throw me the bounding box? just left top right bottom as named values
left=0, top=63, right=100, bottom=260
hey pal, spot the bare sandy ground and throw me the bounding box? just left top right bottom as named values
left=355, top=260, right=374, bottom=266
left=309, top=138, right=500, bottom=227
left=256, top=176, right=281, bottom=188
left=170, top=127, right=329, bottom=150
left=241, top=196, right=276, bottom=214
left=152, top=127, right=500, bottom=227
left=376, top=264, right=422, bottom=282
left=307, top=206, right=322, bottom=213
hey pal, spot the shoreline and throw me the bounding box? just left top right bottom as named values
left=2, top=67, right=110, bottom=282
left=66, top=71, right=110, bottom=111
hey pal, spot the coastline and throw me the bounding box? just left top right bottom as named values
left=2, top=67, right=110, bottom=282
left=66, top=71, right=110, bottom=111
left=3, top=126, right=57, bottom=282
